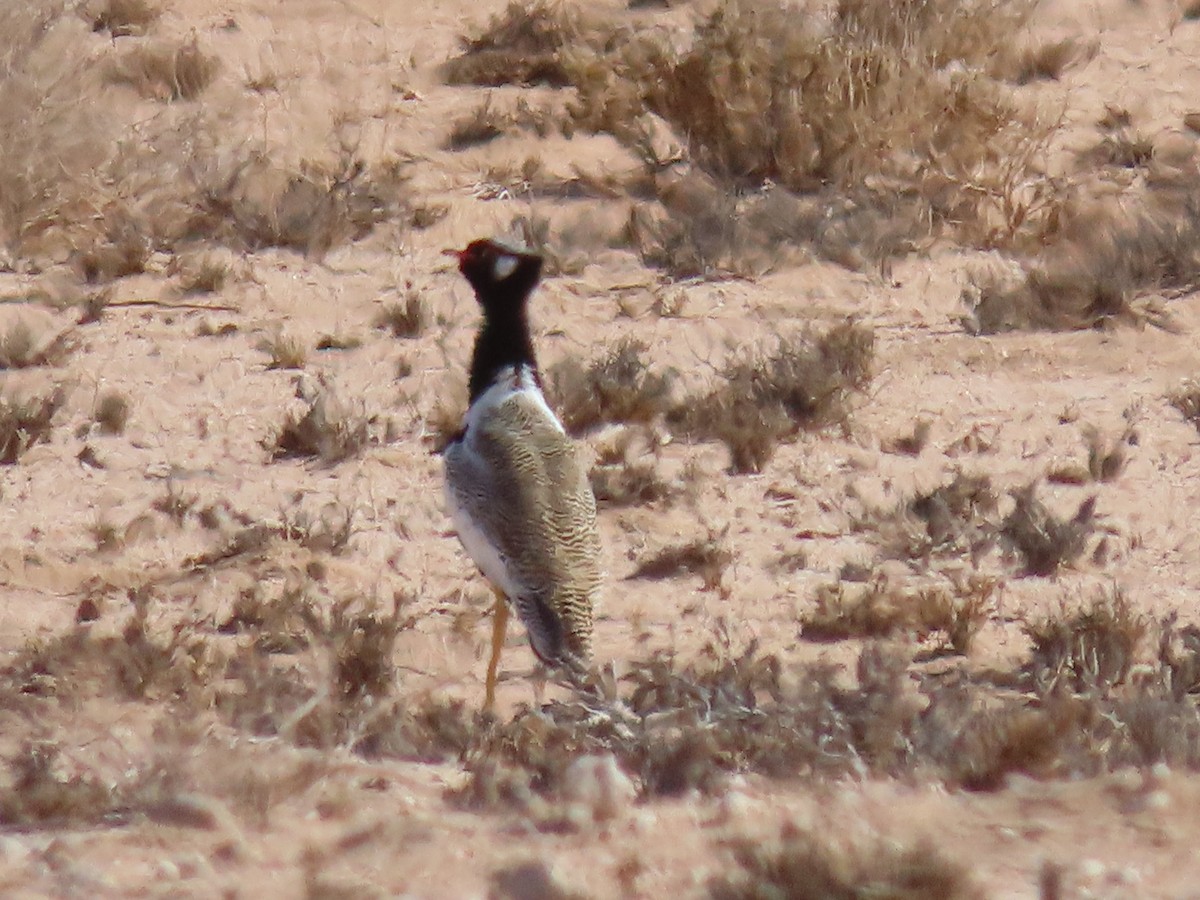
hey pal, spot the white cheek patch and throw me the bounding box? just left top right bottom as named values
left=493, top=253, right=519, bottom=281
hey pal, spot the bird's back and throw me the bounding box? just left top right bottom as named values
left=445, top=384, right=599, bottom=663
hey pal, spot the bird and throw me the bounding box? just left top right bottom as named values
left=442, top=238, right=601, bottom=710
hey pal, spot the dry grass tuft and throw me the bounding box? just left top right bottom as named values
left=457, top=632, right=1200, bottom=803
left=882, top=419, right=933, bottom=457
left=710, top=824, right=984, bottom=900
left=803, top=576, right=995, bottom=655
left=152, top=479, right=197, bottom=526
left=1, top=7, right=408, bottom=279
left=864, top=471, right=1000, bottom=563
left=216, top=595, right=452, bottom=756
left=562, top=0, right=1059, bottom=254
left=590, top=457, right=672, bottom=508
left=445, top=96, right=510, bottom=150
left=963, top=192, right=1200, bottom=334
left=950, top=700, right=1085, bottom=792
left=1024, top=591, right=1146, bottom=696
left=218, top=585, right=314, bottom=655
left=442, top=1, right=617, bottom=87
left=86, top=0, right=160, bottom=36
left=170, top=252, right=232, bottom=295
left=547, top=337, right=675, bottom=436
left=673, top=322, right=874, bottom=473
left=106, top=37, right=220, bottom=101
left=0, top=742, right=125, bottom=830
left=93, top=390, right=131, bottom=435
left=1169, top=380, right=1200, bottom=433
left=628, top=530, right=731, bottom=592
left=271, top=388, right=373, bottom=464
left=0, top=387, right=65, bottom=464
left=192, top=153, right=410, bottom=260
left=374, top=290, right=430, bottom=339
left=0, top=320, right=74, bottom=369
left=1048, top=425, right=1134, bottom=485
left=1085, top=127, right=1156, bottom=169
left=259, top=331, right=308, bottom=370
left=1000, top=485, right=1097, bottom=576
left=5, top=590, right=214, bottom=701
left=1009, top=37, right=1091, bottom=85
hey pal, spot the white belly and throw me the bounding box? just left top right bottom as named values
left=443, top=476, right=525, bottom=601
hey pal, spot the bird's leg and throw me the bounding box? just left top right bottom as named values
left=531, top=663, right=548, bottom=708
left=484, top=588, right=509, bottom=711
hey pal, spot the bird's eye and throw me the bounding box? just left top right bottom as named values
left=492, top=253, right=519, bottom=281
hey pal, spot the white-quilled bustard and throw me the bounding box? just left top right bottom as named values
left=443, top=238, right=600, bottom=709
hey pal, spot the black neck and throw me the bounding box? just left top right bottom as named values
left=468, top=305, right=539, bottom=403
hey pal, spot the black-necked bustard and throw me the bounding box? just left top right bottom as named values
left=443, top=238, right=600, bottom=710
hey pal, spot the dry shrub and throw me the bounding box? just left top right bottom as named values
left=446, top=2, right=1065, bottom=264
left=106, top=36, right=219, bottom=101
left=863, top=471, right=999, bottom=562
left=1024, top=591, right=1146, bottom=696
left=547, top=337, right=675, bottom=436
left=459, top=641, right=929, bottom=804
left=673, top=322, right=874, bottom=473
left=185, top=503, right=354, bottom=572
left=0, top=320, right=74, bottom=369
left=0, top=6, right=109, bottom=259
left=628, top=530, right=731, bottom=592
left=4, top=591, right=214, bottom=701
left=460, top=629, right=1200, bottom=804
left=445, top=96, right=510, bottom=149
left=215, top=596, right=461, bottom=758
left=315, top=332, right=363, bottom=351
left=0, top=742, right=127, bottom=830
left=1158, top=614, right=1200, bottom=700
left=710, top=823, right=983, bottom=900
left=1009, top=37, right=1091, bottom=85
left=94, top=389, right=130, bottom=434
left=271, top=389, right=373, bottom=464
left=803, top=576, right=995, bottom=655
left=1169, top=380, right=1200, bottom=433
left=1085, top=425, right=1132, bottom=482
left=86, top=0, right=159, bottom=36
left=0, top=6, right=407, bottom=276
left=1000, top=485, right=1097, bottom=577
left=590, top=458, right=672, bottom=508
left=0, top=387, right=64, bottom=464
left=626, top=170, right=749, bottom=279
left=1084, top=127, right=1155, bottom=170
left=622, top=172, right=906, bottom=278
left=374, top=290, right=429, bottom=338
left=565, top=0, right=1060, bottom=251
left=950, top=700, right=1086, bottom=791
left=963, top=191, right=1200, bottom=333
left=218, top=585, right=314, bottom=654
left=1047, top=425, right=1133, bottom=485
left=191, top=153, right=410, bottom=260
left=442, top=1, right=619, bottom=87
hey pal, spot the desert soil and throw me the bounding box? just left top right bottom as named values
left=2, top=0, right=1200, bottom=897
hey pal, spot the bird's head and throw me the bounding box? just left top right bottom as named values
left=448, top=239, right=543, bottom=306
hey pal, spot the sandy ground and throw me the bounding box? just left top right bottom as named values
left=1, top=0, right=1200, bottom=896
